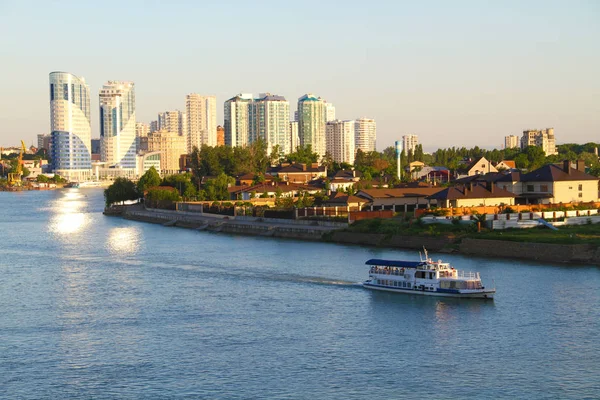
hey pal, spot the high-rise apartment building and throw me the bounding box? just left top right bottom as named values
left=147, top=129, right=187, bottom=175
left=298, top=94, right=326, bottom=158
left=186, top=94, right=217, bottom=152
left=149, top=120, right=159, bottom=133
left=224, top=93, right=253, bottom=147
left=402, top=134, right=418, bottom=155
left=136, top=122, right=150, bottom=152
left=158, top=111, right=185, bottom=136
left=504, top=135, right=520, bottom=149
left=49, top=71, right=92, bottom=181
left=250, top=94, right=290, bottom=155
left=37, top=133, right=52, bottom=154
left=99, top=81, right=136, bottom=170
left=325, top=102, right=336, bottom=122
left=289, top=121, right=299, bottom=152
left=326, top=120, right=355, bottom=165
left=521, top=128, right=557, bottom=155
left=355, top=118, right=377, bottom=153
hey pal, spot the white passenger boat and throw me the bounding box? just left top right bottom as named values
left=362, top=250, right=495, bottom=299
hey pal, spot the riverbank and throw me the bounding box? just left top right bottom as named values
left=105, top=205, right=600, bottom=266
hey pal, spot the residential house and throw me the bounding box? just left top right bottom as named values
left=427, top=182, right=516, bottom=208
left=329, top=169, right=362, bottom=193
left=413, top=166, right=451, bottom=183
left=356, top=187, right=444, bottom=210
left=322, top=192, right=369, bottom=208
left=228, top=181, right=321, bottom=201
left=461, top=157, right=498, bottom=177
left=495, top=160, right=516, bottom=171
left=516, top=161, right=598, bottom=204
left=267, top=163, right=326, bottom=183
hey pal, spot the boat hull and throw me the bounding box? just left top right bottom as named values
left=362, top=282, right=495, bottom=299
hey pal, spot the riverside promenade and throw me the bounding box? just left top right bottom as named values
left=110, top=205, right=347, bottom=240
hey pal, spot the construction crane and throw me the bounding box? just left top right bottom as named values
left=8, top=141, right=27, bottom=186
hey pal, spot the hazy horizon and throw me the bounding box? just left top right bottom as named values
left=1, top=0, right=598, bottom=152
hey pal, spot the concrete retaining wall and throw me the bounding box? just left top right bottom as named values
left=459, top=238, right=598, bottom=264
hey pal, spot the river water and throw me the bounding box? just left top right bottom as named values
left=1, top=188, right=599, bottom=399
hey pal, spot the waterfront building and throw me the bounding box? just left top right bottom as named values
left=217, top=125, right=225, bottom=146
left=402, top=134, right=418, bottom=154
left=325, top=102, right=336, bottom=122
left=355, top=118, right=377, bottom=153
left=521, top=128, right=557, bottom=155
left=186, top=94, right=217, bottom=152
left=251, top=94, right=290, bottom=155
left=326, top=120, right=356, bottom=165
left=49, top=71, right=92, bottom=181
left=99, top=81, right=136, bottom=172
left=224, top=93, right=253, bottom=147
left=504, top=135, right=520, bottom=149
left=298, top=94, right=326, bottom=159
left=147, top=129, right=186, bottom=175
left=289, top=121, right=299, bottom=152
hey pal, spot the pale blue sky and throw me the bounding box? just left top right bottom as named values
left=0, top=0, right=598, bottom=151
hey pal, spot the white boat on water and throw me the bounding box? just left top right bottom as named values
left=362, top=250, right=495, bottom=299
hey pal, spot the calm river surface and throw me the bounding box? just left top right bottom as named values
left=1, top=189, right=599, bottom=399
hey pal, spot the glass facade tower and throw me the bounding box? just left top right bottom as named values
left=99, top=81, right=136, bottom=169
left=49, top=71, right=92, bottom=181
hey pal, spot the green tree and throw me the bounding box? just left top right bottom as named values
left=104, top=178, right=139, bottom=206
left=202, top=173, right=235, bottom=200
left=285, top=145, right=319, bottom=165
left=137, top=166, right=161, bottom=193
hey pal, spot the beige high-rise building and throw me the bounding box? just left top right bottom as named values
left=186, top=94, right=217, bottom=152
left=136, top=122, right=150, bottom=139
left=289, top=121, right=299, bottom=152
left=147, top=129, right=186, bottom=175
left=355, top=118, right=377, bottom=153
left=158, top=111, right=185, bottom=136
left=324, top=102, right=336, bottom=122
left=326, top=120, right=355, bottom=165
left=505, top=135, right=520, bottom=149
left=521, top=128, right=557, bottom=155
left=402, top=134, right=418, bottom=154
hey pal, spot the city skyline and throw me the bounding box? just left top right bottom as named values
left=1, top=1, right=598, bottom=150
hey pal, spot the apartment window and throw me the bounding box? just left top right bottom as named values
left=578, top=193, right=583, bottom=198
left=540, top=185, right=548, bottom=192
left=579, top=184, right=583, bottom=191
left=527, top=185, right=534, bottom=192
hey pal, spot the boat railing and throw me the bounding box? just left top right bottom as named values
left=457, top=271, right=480, bottom=280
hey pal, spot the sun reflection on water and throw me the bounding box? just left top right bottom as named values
left=49, top=191, right=89, bottom=235
left=107, top=226, right=141, bottom=255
